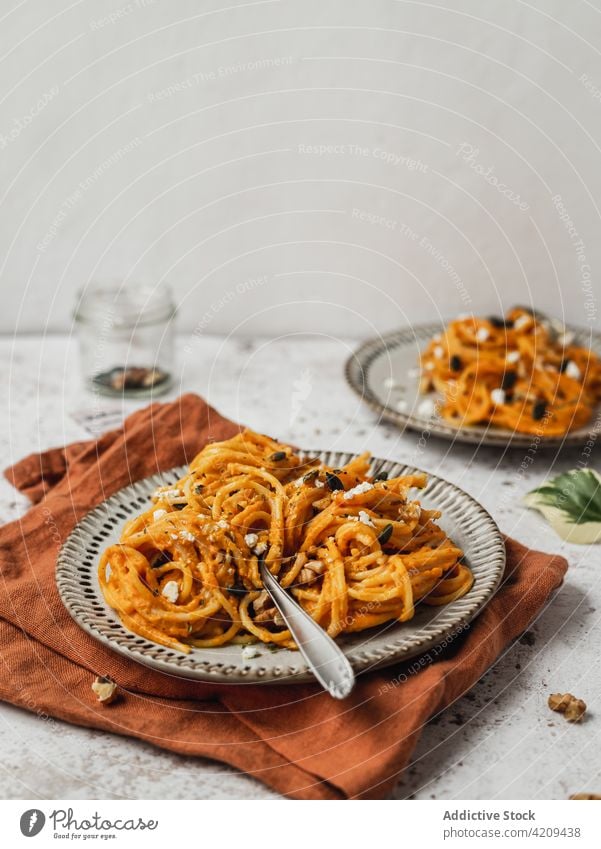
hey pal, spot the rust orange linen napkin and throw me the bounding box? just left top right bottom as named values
left=0, top=394, right=567, bottom=800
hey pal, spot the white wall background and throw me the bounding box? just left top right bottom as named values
left=1, top=0, right=601, bottom=338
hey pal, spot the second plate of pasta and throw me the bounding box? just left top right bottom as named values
left=346, top=310, right=601, bottom=448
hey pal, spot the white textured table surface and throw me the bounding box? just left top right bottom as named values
left=1, top=333, right=600, bottom=800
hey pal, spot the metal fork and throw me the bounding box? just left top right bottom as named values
left=259, top=562, right=355, bottom=699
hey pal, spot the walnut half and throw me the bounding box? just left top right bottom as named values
left=91, top=676, right=119, bottom=705
left=548, top=692, right=586, bottom=722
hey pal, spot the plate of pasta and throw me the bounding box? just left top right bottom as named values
left=346, top=308, right=601, bottom=447
left=56, top=430, right=505, bottom=684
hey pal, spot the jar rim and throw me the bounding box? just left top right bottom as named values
left=74, top=283, right=175, bottom=327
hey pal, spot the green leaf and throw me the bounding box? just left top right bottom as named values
left=524, top=469, right=601, bottom=544
left=530, top=470, right=601, bottom=524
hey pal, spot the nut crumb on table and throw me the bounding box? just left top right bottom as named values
left=91, top=676, right=119, bottom=705
left=548, top=692, right=587, bottom=722
left=569, top=793, right=601, bottom=800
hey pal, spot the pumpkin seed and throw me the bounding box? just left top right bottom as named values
left=378, top=523, right=394, bottom=545
left=489, top=316, right=514, bottom=329
left=450, top=354, right=462, bottom=371
left=270, top=451, right=287, bottom=462
left=151, top=552, right=172, bottom=568
left=502, top=370, right=517, bottom=390
left=532, top=400, right=547, bottom=420
left=326, top=472, right=345, bottom=491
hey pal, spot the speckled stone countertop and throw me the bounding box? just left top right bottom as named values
left=1, top=334, right=599, bottom=800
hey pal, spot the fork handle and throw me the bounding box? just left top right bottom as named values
left=260, top=564, right=355, bottom=699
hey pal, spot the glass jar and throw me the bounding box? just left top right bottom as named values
left=74, top=282, right=176, bottom=398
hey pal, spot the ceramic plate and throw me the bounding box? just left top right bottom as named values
left=345, top=321, right=601, bottom=448
left=56, top=451, right=505, bottom=684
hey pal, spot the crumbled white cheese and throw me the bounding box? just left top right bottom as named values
left=506, top=350, right=520, bottom=363
left=244, top=532, right=259, bottom=547
left=358, top=510, right=375, bottom=527
left=559, top=331, right=575, bottom=346
left=565, top=360, right=581, bottom=380
left=254, top=541, right=268, bottom=555
left=216, top=519, right=229, bottom=529
left=315, top=479, right=325, bottom=488
left=433, top=345, right=444, bottom=359
left=180, top=530, right=196, bottom=542
left=241, top=645, right=261, bottom=660
left=170, top=533, right=179, bottom=540
left=105, top=562, right=112, bottom=581
left=154, top=488, right=182, bottom=500
left=513, top=314, right=531, bottom=330
left=425, top=362, right=435, bottom=372
left=396, top=399, right=408, bottom=412
left=476, top=327, right=490, bottom=342
left=407, top=502, right=422, bottom=520
left=343, top=481, right=374, bottom=500
left=162, top=581, right=179, bottom=603
left=153, top=509, right=167, bottom=521
left=490, top=388, right=506, bottom=405
left=416, top=398, right=436, bottom=418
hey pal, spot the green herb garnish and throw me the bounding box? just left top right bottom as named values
left=524, top=469, right=601, bottom=543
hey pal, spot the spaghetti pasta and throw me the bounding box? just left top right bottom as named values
left=98, top=431, right=470, bottom=653
left=419, top=308, right=601, bottom=437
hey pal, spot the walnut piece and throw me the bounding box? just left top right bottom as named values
left=91, top=676, right=119, bottom=705
left=298, top=560, right=326, bottom=586
left=569, top=793, right=601, bottom=800
left=110, top=367, right=166, bottom=391
left=548, top=692, right=586, bottom=722
left=254, top=607, right=285, bottom=627
left=253, top=591, right=271, bottom=613
left=253, top=591, right=285, bottom=627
